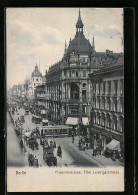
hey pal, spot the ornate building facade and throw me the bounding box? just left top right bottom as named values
left=89, top=57, right=124, bottom=151
left=45, top=9, right=124, bottom=136
left=45, top=10, right=101, bottom=125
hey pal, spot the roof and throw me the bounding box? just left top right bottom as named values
left=76, top=9, right=84, bottom=28
left=67, top=34, right=93, bottom=55
left=32, top=63, right=42, bottom=77
left=42, top=76, right=46, bottom=83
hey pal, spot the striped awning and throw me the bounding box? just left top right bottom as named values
left=65, top=117, right=79, bottom=125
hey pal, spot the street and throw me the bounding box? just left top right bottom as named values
left=7, top=107, right=104, bottom=167
left=7, top=111, right=28, bottom=167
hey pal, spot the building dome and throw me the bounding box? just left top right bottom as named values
left=32, top=63, right=42, bottom=77
left=67, top=9, right=93, bottom=55
left=68, top=34, right=92, bottom=55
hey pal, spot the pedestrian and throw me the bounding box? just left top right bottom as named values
left=54, top=141, right=56, bottom=148
left=72, top=134, right=74, bottom=143
left=50, top=140, right=53, bottom=148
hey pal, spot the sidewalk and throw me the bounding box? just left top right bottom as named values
left=73, top=136, right=124, bottom=167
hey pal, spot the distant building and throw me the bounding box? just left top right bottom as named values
left=31, top=63, right=43, bottom=97
left=89, top=57, right=124, bottom=151
left=35, top=85, right=46, bottom=109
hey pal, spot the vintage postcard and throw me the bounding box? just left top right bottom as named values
left=6, top=8, right=124, bottom=192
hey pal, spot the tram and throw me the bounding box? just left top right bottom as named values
left=40, top=125, right=73, bottom=137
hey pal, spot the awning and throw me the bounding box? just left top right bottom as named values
left=24, top=132, right=31, bottom=137
left=33, top=115, right=41, bottom=119
left=42, top=119, right=48, bottom=123
left=82, top=117, right=89, bottom=125
left=106, top=139, right=120, bottom=151
left=65, top=117, right=79, bottom=125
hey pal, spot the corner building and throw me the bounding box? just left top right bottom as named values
left=45, top=10, right=100, bottom=125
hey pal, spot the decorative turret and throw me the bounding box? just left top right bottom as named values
left=92, top=35, right=96, bottom=55
left=76, top=9, right=84, bottom=35
left=32, top=63, right=42, bottom=77
left=64, top=40, right=67, bottom=53
left=92, top=35, right=95, bottom=50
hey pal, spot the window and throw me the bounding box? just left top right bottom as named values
left=120, top=97, right=124, bottom=112
left=64, top=71, right=66, bottom=77
left=83, top=70, right=86, bottom=77
left=108, top=81, right=111, bottom=94
left=93, top=97, right=96, bottom=108
left=93, top=113, right=96, bottom=124
left=76, top=71, right=78, bottom=77
left=98, top=83, right=100, bottom=95
left=83, top=83, right=86, bottom=87
left=120, top=117, right=124, bottom=132
left=82, top=106, right=86, bottom=114
left=93, top=84, right=96, bottom=95
left=36, top=78, right=38, bottom=81
left=107, top=98, right=111, bottom=110
left=120, top=102, right=123, bottom=112
left=103, top=82, right=106, bottom=95
left=69, top=71, right=72, bottom=77
left=114, top=99, right=118, bottom=112
left=33, top=78, right=34, bottom=81
left=102, top=114, right=105, bottom=127
left=114, top=80, right=118, bottom=95
left=102, top=97, right=105, bottom=109
left=34, top=83, right=35, bottom=86
left=113, top=116, right=117, bottom=130
left=120, top=79, right=124, bottom=95
left=107, top=114, right=111, bottom=128
left=97, top=113, right=100, bottom=125
left=82, top=90, right=86, bottom=101
left=98, top=97, right=100, bottom=109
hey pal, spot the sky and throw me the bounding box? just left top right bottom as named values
left=6, top=8, right=123, bottom=89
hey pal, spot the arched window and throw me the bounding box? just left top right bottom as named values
left=107, top=98, right=111, bottom=110
left=120, top=98, right=124, bottom=112
left=106, top=114, right=111, bottom=128
left=114, top=98, right=118, bottom=112
left=93, top=112, right=96, bottom=124
left=113, top=115, right=118, bottom=130
left=93, top=97, right=96, bottom=108
left=102, top=113, right=105, bottom=127
left=70, top=83, right=79, bottom=100
left=97, top=113, right=100, bottom=125
left=120, top=116, right=124, bottom=132
left=102, top=97, right=105, bottom=109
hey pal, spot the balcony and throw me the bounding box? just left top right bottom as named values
left=69, top=99, right=80, bottom=104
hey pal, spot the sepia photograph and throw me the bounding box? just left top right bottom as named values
left=6, top=8, right=124, bottom=192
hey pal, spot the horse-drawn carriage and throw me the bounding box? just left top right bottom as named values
left=32, top=115, right=42, bottom=124
left=42, top=138, right=57, bottom=166
left=43, top=146, right=57, bottom=167
left=32, top=128, right=40, bottom=138
left=27, top=137, right=39, bottom=150
left=28, top=153, right=39, bottom=167
left=25, top=109, right=29, bottom=115
left=20, top=115, right=25, bottom=123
